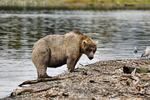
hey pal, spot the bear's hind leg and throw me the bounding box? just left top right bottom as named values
left=32, top=43, right=51, bottom=79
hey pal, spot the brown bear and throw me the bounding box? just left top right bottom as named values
left=32, top=30, right=97, bottom=79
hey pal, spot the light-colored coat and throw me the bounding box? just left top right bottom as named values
left=32, top=31, right=97, bottom=78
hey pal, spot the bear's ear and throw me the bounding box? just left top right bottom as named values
left=82, top=40, right=88, bottom=46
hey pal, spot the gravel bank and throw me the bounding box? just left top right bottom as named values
left=3, top=59, right=150, bottom=100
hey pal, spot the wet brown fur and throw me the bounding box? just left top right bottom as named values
left=32, top=30, right=97, bottom=79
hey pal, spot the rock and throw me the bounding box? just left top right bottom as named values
left=123, top=66, right=150, bottom=74
left=62, top=92, right=69, bottom=97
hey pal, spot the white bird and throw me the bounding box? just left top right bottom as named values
left=141, top=46, right=150, bottom=58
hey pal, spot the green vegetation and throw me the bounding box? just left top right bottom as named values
left=0, top=0, right=150, bottom=10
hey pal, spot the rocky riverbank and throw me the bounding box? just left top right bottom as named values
left=3, top=59, right=150, bottom=100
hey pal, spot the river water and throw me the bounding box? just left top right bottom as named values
left=0, top=10, right=150, bottom=98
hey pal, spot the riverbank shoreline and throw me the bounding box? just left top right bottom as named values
left=0, top=5, right=150, bottom=11
left=3, top=59, right=150, bottom=100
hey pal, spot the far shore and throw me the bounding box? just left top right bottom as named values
left=0, top=5, right=150, bottom=11
left=0, top=0, right=150, bottom=11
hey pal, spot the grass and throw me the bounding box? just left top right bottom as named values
left=0, top=0, right=150, bottom=10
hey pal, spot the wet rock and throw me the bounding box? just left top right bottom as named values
left=89, top=80, right=95, bottom=83
left=123, top=66, right=150, bottom=74
left=62, top=92, right=69, bottom=97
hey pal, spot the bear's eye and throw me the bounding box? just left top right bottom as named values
left=87, top=48, right=92, bottom=52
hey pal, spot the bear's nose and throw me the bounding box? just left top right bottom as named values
left=89, top=57, right=93, bottom=60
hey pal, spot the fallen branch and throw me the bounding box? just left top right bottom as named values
left=19, top=76, right=70, bottom=87
left=11, top=88, right=34, bottom=96
left=13, top=76, right=74, bottom=96
left=11, top=85, right=56, bottom=96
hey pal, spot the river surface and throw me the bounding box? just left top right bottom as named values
left=0, top=10, right=150, bottom=98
